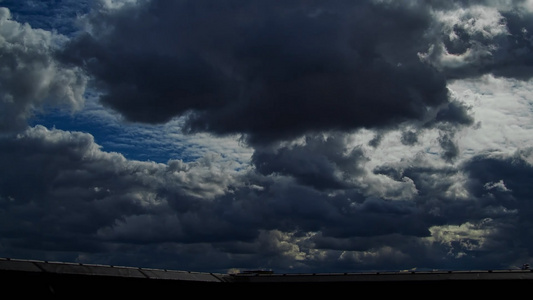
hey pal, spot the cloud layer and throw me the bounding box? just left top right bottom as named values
left=1, top=0, right=533, bottom=273
left=58, top=0, right=460, bottom=145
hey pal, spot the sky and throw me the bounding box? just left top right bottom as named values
left=1, top=0, right=533, bottom=274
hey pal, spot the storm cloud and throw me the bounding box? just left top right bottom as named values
left=58, top=0, right=459, bottom=145
left=2, top=0, right=533, bottom=273
left=3, top=124, right=532, bottom=272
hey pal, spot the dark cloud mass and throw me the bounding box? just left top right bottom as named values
left=252, top=133, right=368, bottom=190
left=5, top=125, right=528, bottom=272
left=59, top=0, right=453, bottom=145
left=1, top=0, right=533, bottom=273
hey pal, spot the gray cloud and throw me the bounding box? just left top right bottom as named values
left=0, top=126, right=252, bottom=265
left=252, top=133, right=368, bottom=190
left=419, top=2, right=533, bottom=80
left=59, top=0, right=457, bottom=145
left=2, top=0, right=533, bottom=273
left=2, top=125, right=532, bottom=272
left=0, top=8, right=87, bottom=133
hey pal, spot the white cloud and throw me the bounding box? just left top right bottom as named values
left=0, top=7, right=87, bottom=133
left=428, top=219, right=497, bottom=257
left=484, top=179, right=511, bottom=192
left=448, top=75, right=533, bottom=158
left=419, top=5, right=508, bottom=71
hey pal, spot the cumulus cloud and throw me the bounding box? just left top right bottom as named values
left=0, top=7, right=87, bottom=133
left=2, top=124, right=531, bottom=272
left=420, top=1, right=533, bottom=79
left=58, top=0, right=459, bottom=145
left=2, top=0, right=533, bottom=273
left=0, top=125, right=414, bottom=270
left=0, top=126, right=248, bottom=261
left=252, top=133, right=369, bottom=190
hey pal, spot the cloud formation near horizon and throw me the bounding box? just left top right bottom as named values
left=1, top=0, right=533, bottom=273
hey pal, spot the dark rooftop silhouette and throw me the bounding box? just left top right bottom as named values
left=2, top=257, right=533, bottom=295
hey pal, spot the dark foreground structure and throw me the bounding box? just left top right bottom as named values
left=1, top=257, right=532, bottom=295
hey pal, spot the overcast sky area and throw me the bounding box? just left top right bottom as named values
left=1, top=0, right=533, bottom=274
